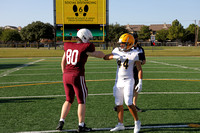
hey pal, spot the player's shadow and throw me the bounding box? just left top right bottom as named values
left=0, top=97, right=55, bottom=104
left=128, top=123, right=200, bottom=132
left=142, top=108, right=200, bottom=111
left=123, top=108, right=200, bottom=112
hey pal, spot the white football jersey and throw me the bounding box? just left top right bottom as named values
left=112, top=48, right=139, bottom=79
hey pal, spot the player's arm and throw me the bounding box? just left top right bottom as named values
left=61, top=52, right=66, bottom=73
left=86, top=51, right=105, bottom=58
left=103, top=54, right=114, bottom=60
left=136, top=61, right=143, bottom=79
left=103, top=54, right=122, bottom=60
left=135, top=61, right=143, bottom=92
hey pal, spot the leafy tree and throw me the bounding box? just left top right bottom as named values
left=1, top=29, right=21, bottom=43
left=167, top=19, right=185, bottom=41
left=108, top=23, right=128, bottom=44
left=156, top=29, right=169, bottom=42
left=138, top=26, right=151, bottom=41
left=198, top=28, right=200, bottom=41
left=20, top=21, right=54, bottom=48
left=0, top=27, right=4, bottom=40
left=182, top=24, right=196, bottom=42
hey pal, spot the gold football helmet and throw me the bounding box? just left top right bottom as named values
left=118, top=33, right=135, bottom=51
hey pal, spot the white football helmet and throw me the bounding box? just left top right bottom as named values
left=77, top=28, right=93, bottom=43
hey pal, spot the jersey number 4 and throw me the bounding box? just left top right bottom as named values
left=66, top=49, right=79, bottom=65
left=117, top=59, right=129, bottom=69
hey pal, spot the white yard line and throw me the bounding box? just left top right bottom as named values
left=148, top=60, right=200, bottom=71
left=1, top=92, right=200, bottom=99
left=144, top=71, right=200, bottom=73
left=0, top=78, right=200, bottom=85
left=0, top=59, right=45, bottom=77
left=0, top=81, right=62, bottom=84
left=16, top=124, right=191, bottom=133
left=3, top=71, right=199, bottom=77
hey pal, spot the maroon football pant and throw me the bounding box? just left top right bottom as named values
left=63, top=73, right=88, bottom=104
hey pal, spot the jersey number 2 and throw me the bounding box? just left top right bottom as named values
left=66, top=49, right=79, bottom=65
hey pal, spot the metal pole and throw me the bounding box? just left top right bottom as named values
left=196, top=20, right=200, bottom=47
left=194, top=20, right=198, bottom=47
left=53, top=0, right=57, bottom=50
left=106, top=0, right=109, bottom=49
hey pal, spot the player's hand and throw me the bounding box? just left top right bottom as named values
left=135, top=79, right=142, bottom=92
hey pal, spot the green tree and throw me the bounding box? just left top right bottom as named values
left=156, top=29, right=169, bottom=43
left=182, top=24, right=196, bottom=42
left=167, top=19, right=185, bottom=41
left=108, top=23, right=128, bottom=44
left=198, top=28, right=200, bottom=41
left=20, top=21, right=54, bottom=48
left=1, top=29, right=21, bottom=43
left=138, top=26, right=151, bottom=41
left=0, top=27, right=4, bottom=40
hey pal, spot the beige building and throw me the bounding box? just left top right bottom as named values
left=4, top=25, right=22, bottom=31
left=126, top=23, right=171, bottom=35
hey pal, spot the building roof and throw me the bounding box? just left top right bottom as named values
left=4, top=25, right=22, bottom=31
left=126, top=23, right=171, bottom=32
left=149, top=24, right=171, bottom=31
left=126, top=24, right=145, bottom=32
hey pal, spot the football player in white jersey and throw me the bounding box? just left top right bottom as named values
left=103, top=33, right=142, bottom=133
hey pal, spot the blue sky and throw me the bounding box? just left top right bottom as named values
left=0, top=0, right=200, bottom=28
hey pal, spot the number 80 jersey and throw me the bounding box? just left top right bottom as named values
left=112, top=48, right=139, bottom=79
left=64, top=42, right=95, bottom=75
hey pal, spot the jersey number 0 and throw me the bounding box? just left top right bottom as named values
left=66, top=49, right=79, bottom=65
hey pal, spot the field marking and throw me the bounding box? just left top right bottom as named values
left=0, top=79, right=200, bottom=89
left=144, top=79, right=200, bottom=82
left=21, top=67, right=117, bottom=70
left=0, top=80, right=62, bottom=84
left=4, top=67, right=179, bottom=71
left=3, top=70, right=200, bottom=77
left=0, top=59, right=45, bottom=77
left=16, top=124, right=200, bottom=133
left=148, top=60, right=200, bottom=71
left=1, top=92, right=200, bottom=99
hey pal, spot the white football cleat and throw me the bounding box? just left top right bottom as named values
left=134, top=120, right=141, bottom=133
left=110, top=124, right=125, bottom=131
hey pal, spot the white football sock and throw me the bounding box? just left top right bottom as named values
left=79, top=122, right=85, bottom=127
left=118, top=122, right=124, bottom=126
left=59, top=118, right=65, bottom=122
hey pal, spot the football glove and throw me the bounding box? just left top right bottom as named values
left=135, top=79, right=142, bottom=92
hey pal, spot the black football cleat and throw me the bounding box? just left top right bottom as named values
left=77, top=124, right=92, bottom=132
left=113, top=106, right=117, bottom=112
left=56, top=121, right=64, bottom=130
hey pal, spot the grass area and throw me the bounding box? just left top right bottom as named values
left=0, top=46, right=200, bottom=58
left=143, top=46, right=200, bottom=56
left=0, top=56, right=200, bottom=133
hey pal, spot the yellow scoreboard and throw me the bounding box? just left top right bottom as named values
left=56, top=0, right=107, bottom=42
